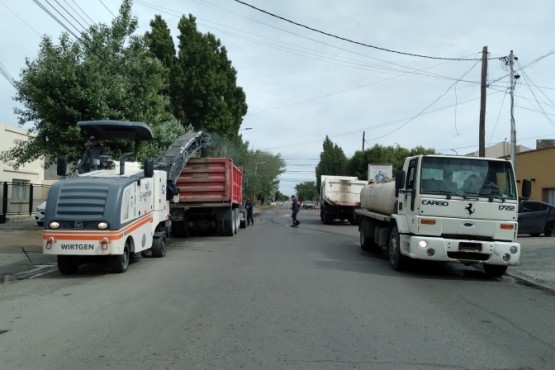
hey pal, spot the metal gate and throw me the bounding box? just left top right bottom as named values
left=0, top=182, right=50, bottom=223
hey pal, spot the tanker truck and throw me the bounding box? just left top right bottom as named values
left=356, top=154, right=530, bottom=277
left=320, top=175, right=367, bottom=224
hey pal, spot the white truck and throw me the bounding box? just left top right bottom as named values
left=320, top=175, right=367, bottom=224
left=43, top=120, right=209, bottom=274
left=356, top=154, right=530, bottom=277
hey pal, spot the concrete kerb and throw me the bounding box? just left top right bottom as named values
left=506, top=270, right=555, bottom=295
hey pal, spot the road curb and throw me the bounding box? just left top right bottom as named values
left=507, top=271, right=555, bottom=294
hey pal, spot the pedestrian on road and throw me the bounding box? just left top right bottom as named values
left=291, top=195, right=300, bottom=227
left=245, top=198, right=254, bottom=226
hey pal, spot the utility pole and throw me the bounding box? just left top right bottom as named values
left=509, top=50, right=517, bottom=173
left=478, top=46, right=488, bottom=157
left=362, top=131, right=365, bottom=151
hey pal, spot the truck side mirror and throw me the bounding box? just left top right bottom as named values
left=57, top=155, right=67, bottom=176
left=144, top=159, right=154, bottom=178
left=521, top=179, right=532, bottom=199
left=395, top=170, right=405, bottom=197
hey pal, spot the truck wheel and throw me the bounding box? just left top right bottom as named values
left=111, top=240, right=130, bottom=273
left=388, top=226, right=408, bottom=271
left=483, top=264, right=507, bottom=277
left=224, top=221, right=233, bottom=236
left=233, top=209, right=239, bottom=234
left=57, top=256, right=78, bottom=275
left=360, top=220, right=372, bottom=251
left=151, top=235, right=167, bottom=258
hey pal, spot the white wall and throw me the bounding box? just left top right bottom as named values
left=0, top=123, right=45, bottom=184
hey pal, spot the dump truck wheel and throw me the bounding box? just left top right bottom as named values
left=360, top=220, right=372, bottom=251
left=57, top=256, right=78, bottom=275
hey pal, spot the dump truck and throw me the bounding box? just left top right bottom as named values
left=42, top=120, right=209, bottom=274
left=170, top=157, right=243, bottom=237
left=356, top=154, right=530, bottom=277
left=320, top=175, right=367, bottom=224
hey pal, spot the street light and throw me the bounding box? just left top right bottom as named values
left=255, top=162, right=266, bottom=175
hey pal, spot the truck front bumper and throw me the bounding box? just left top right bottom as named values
left=402, top=235, right=520, bottom=266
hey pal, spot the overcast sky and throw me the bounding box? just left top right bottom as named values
left=1, top=0, right=555, bottom=196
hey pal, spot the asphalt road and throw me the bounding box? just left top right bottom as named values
left=0, top=208, right=554, bottom=369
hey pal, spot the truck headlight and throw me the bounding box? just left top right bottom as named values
left=49, top=221, right=60, bottom=229
left=418, top=240, right=428, bottom=249
left=97, top=222, right=108, bottom=230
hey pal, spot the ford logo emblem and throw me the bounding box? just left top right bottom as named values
left=463, top=222, right=474, bottom=227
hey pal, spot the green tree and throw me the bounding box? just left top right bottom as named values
left=315, top=136, right=349, bottom=189
left=274, top=191, right=289, bottom=202
left=170, top=15, right=248, bottom=143
left=241, top=149, right=285, bottom=204
left=348, top=144, right=436, bottom=180
left=295, top=181, right=318, bottom=202
left=1, top=0, right=176, bottom=168
left=144, top=15, right=176, bottom=70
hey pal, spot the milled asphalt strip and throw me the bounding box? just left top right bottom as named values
left=12, top=264, right=58, bottom=280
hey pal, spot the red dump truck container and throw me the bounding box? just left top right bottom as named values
left=170, top=157, right=243, bottom=237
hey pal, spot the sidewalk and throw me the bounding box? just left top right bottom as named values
left=0, top=220, right=553, bottom=292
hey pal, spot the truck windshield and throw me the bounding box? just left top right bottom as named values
left=419, top=156, right=517, bottom=200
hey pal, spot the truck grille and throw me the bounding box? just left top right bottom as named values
left=56, top=181, right=109, bottom=218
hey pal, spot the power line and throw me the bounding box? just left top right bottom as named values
left=54, top=0, right=87, bottom=32
left=32, top=0, right=81, bottom=40
left=0, top=61, right=17, bottom=88
left=136, top=0, right=480, bottom=86
left=69, top=0, right=95, bottom=24
left=1, top=0, right=42, bottom=36
left=43, top=0, right=86, bottom=34
left=516, top=60, right=555, bottom=128
left=98, top=0, right=115, bottom=17
left=232, top=0, right=484, bottom=61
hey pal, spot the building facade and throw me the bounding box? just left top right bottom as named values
left=516, top=147, right=555, bottom=204
left=0, top=124, right=49, bottom=221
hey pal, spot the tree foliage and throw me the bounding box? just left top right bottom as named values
left=240, top=149, right=285, bottom=203
left=168, top=15, right=248, bottom=144
left=315, top=136, right=349, bottom=189
left=295, top=181, right=318, bottom=202
left=348, top=144, right=436, bottom=180
left=1, top=0, right=176, bottom=168
left=144, top=15, right=176, bottom=71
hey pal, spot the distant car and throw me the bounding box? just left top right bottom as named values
left=518, top=200, right=555, bottom=236
left=35, top=201, right=46, bottom=226
left=302, top=201, right=315, bottom=210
